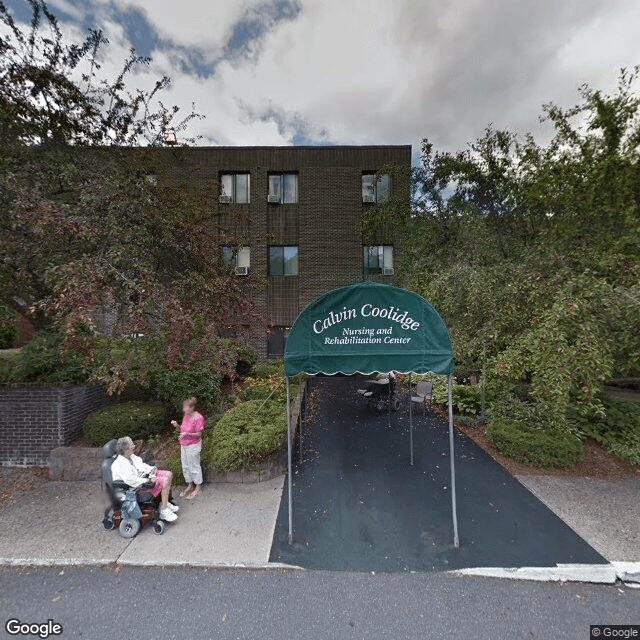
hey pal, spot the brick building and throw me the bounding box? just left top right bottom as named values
left=181, top=145, right=412, bottom=358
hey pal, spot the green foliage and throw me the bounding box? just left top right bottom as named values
left=239, top=362, right=287, bottom=403
left=222, top=339, right=258, bottom=376
left=15, top=332, right=87, bottom=383
left=202, top=399, right=286, bottom=473
left=417, top=374, right=521, bottom=417
left=83, top=401, right=166, bottom=447
left=568, top=397, right=640, bottom=466
left=0, top=349, right=21, bottom=382
left=0, top=302, right=17, bottom=348
left=368, top=67, right=640, bottom=418
left=486, top=397, right=584, bottom=469
left=150, top=362, right=223, bottom=416
left=1, top=2, right=261, bottom=398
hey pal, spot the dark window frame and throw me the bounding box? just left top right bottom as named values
left=268, top=245, right=299, bottom=276
left=219, top=172, right=251, bottom=203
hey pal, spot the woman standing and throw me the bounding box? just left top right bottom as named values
left=172, top=397, right=205, bottom=499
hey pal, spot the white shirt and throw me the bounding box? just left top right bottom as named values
left=110, top=453, right=153, bottom=488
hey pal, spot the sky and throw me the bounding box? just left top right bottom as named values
left=4, top=0, right=640, bottom=163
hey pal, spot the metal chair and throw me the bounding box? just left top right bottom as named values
left=411, top=381, right=433, bottom=413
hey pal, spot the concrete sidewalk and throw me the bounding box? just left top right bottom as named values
left=0, top=467, right=638, bottom=585
left=516, top=476, right=640, bottom=562
left=0, top=476, right=285, bottom=568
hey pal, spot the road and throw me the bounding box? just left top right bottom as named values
left=1, top=566, right=638, bottom=639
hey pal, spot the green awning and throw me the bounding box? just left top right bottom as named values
left=284, top=282, right=454, bottom=376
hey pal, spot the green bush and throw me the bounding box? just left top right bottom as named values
left=150, top=362, right=223, bottom=415
left=0, top=349, right=21, bottom=382
left=16, top=331, right=87, bottom=383
left=222, top=339, right=258, bottom=376
left=0, top=303, right=17, bottom=349
left=568, top=396, right=640, bottom=466
left=415, top=374, right=520, bottom=417
left=0, top=323, right=16, bottom=349
left=83, top=401, right=166, bottom=447
left=486, top=396, right=584, bottom=469
left=202, top=399, right=286, bottom=473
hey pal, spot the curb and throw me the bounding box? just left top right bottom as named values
left=450, top=562, right=640, bottom=587
left=0, top=558, right=304, bottom=571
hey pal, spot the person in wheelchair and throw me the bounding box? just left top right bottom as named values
left=110, top=436, right=179, bottom=522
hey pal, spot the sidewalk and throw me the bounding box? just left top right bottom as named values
left=0, top=467, right=638, bottom=584
left=516, top=476, right=640, bottom=562
left=0, top=475, right=286, bottom=568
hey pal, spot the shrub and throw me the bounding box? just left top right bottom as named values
left=415, top=374, right=520, bottom=417
left=0, top=323, right=16, bottom=349
left=16, top=331, right=87, bottom=383
left=221, top=339, right=258, bottom=376
left=0, top=349, right=21, bottom=382
left=568, top=396, right=640, bottom=466
left=83, top=401, right=166, bottom=446
left=150, top=362, right=223, bottom=415
left=0, top=303, right=17, bottom=349
left=202, top=399, right=286, bottom=473
left=486, top=396, right=584, bottom=469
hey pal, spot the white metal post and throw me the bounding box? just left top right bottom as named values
left=409, top=373, right=414, bottom=465
left=448, top=374, right=459, bottom=548
left=286, top=376, right=293, bottom=545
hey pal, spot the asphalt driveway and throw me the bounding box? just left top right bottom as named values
left=270, top=376, right=607, bottom=571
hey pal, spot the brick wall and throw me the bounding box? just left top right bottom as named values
left=178, top=145, right=412, bottom=358
left=0, top=384, right=113, bottom=467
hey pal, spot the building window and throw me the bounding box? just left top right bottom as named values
left=364, top=245, right=394, bottom=275
left=220, top=173, right=250, bottom=203
left=221, top=246, right=250, bottom=275
left=267, top=327, right=289, bottom=357
left=268, top=173, right=298, bottom=204
left=362, top=173, right=391, bottom=203
left=269, top=246, right=299, bottom=276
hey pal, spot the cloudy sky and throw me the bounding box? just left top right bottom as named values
left=5, top=0, right=640, bottom=162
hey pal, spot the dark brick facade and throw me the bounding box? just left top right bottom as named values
left=0, top=384, right=112, bottom=467
left=177, top=145, right=412, bottom=357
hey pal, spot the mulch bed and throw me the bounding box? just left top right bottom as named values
left=431, top=405, right=638, bottom=478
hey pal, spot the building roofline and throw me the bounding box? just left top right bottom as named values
left=184, top=145, right=412, bottom=151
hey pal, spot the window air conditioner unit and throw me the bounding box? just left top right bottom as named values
left=363, top=194, right=375, bottom=203
left=219, top=195, right=232, bottom=203
left=383, top=267, right=395, bottom=276
left=235, top=265, right=249, bottom=276
left=267, top=194, right=281, bottom=204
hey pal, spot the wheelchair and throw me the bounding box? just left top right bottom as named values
left=101, top=439, right=174, bottom=538
left=357, top=374, right=401, bottom=414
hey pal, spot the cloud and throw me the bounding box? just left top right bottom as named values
left=4, top=0, right=640, bottom=156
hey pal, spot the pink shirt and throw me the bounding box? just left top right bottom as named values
left=179, top=412, right=205, bottom=446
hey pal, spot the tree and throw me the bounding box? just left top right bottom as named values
left=366, top=67, right=640, bottom=414
left=0, top=1, right=261, bottom=397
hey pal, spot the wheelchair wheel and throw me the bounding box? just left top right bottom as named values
left=102, top=517, right=114, bottom=531
left=119, top=518, right=140, bottom=539
left=392, top=398, right=401, bottom=411
left=153, top=521, right=165, bottom=536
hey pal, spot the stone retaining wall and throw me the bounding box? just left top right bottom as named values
left=0, top=383, right=112, bottom=467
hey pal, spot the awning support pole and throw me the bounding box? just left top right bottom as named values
left=409, top=373, right=414, bottom=466
left=448, top=374, right=459, bottom=548
left=299, top=378, right=303, bottom=460
left=388, top=378, right=391, bottom=428
left=286, top=376, right=293, bottom=545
